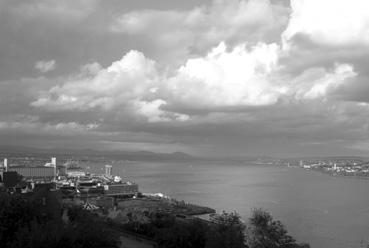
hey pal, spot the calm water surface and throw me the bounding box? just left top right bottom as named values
left=83, top=161, right=369, bottom=248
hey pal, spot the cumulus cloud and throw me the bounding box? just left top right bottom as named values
left=31, top=50, right=188, bottom=123
left=283, top=0, right=369, bottom=47
left=32, top=51, right=156, bottom=110
left=34, top=60, right=56, bottom=73
left=33, top=42, right=283, bottom=116
left=31, top=40, right=357, bottom=125
left=165, top=42, right=283, bottom=108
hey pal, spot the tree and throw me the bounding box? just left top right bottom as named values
left=205, top=211, right=246, bottom=248
left=0, top=192, right=40, bottom=246
left=154, top=219, right=207, bottom=248
left=246, top=209, right=309, bottom=248
left=0, top=192, right=120, bottom=248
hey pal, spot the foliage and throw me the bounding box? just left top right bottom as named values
left=0, top=192, right=120, bottom=248
left=246, top=208, right=310, bottom=248
left=206, top=211, right=246, bottom=248
left=119, top=210, right=245, bottom=248
left=117, top=208, right=311, bottom=248
left=154, top=219, right=208, bottom=248
left=0, top=193, right=41, bottom=246
left=0, top=190, right=313, bottom=248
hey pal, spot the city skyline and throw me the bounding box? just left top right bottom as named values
left=1, top=0, right=369, bottom=157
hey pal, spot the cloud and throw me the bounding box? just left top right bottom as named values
left=31, top=50, right=189, bottom=123
left=135, top=99, right=189, bottom=123
left=111, top=0, right=289, bottom=63
left=0, top=115, right=98, bottom=136
left=32, top=42, right=283, bottom=116
left=164, top=42, right=283, bottom=108
left=10, top=0, right=99, bottom=22
left=34, top=60, right=56, bottom=73
left=32, top=51, right=156, bottom=111
left=3, top=0, right=369, bottom=155
left=283, top=0, right=369, bottom=47
left=290, top=64, right=357, bottom=100
left=163, top=43, right=356, bottom=112
left=31, top=41, right=357, bottom=122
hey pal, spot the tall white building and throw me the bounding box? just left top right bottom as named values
left=3, top=158, right=7, bottom=172
left=45, top=157, right=56, bottom=167
left=51, top=157, right=56, bottom=166
left=44, top=157, right=57, bottom=179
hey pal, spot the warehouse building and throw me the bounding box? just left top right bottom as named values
left=8, top=166, right=55, bottom=181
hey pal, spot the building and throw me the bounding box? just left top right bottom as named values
left=105, top=182, right=138, bottom=196
left=51, top=157, right=56, bottom=166
left=8, top=166, right=55, bottom=181
left=57, top=165, right=67, bottom=176
left=105, top=165, right=112, bottom=177
left=66, top=170, right=86, bottom=178
left=3, top=158, right=8, bottom=171
left=44, top=157, right=57, bottom=177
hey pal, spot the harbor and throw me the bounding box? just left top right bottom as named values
left=0, top=156, right=215, bottom=218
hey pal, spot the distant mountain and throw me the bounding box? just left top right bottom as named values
left=0, top=145, right=196, bottom=161
left=0, top=145, right=45, bottom=154
left=104, top=150, right=194, bottom=161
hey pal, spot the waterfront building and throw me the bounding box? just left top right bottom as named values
left=64, top=160, right=86, bottom=178
left=3, top=158, right=8, bottom=171
left=44, top=157, right=56, bottom=167
left=57, top=165, right=67, bottom=176
left=44, top=157, right=57, bottom=180
left=105, top=182, right=138, bottom=196
left=66, top=170, right=86, bottom=178
left=4, top=157, right=58, bottom=181
left=8, top=166, right=55, bottom=180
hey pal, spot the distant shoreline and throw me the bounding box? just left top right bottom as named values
left=302, top=167, right=369, bottom=180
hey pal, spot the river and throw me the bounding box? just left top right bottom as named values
left=82, top=160, right=369, bottom=248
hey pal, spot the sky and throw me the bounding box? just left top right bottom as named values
left=1, top=0, right=369, bottom=157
